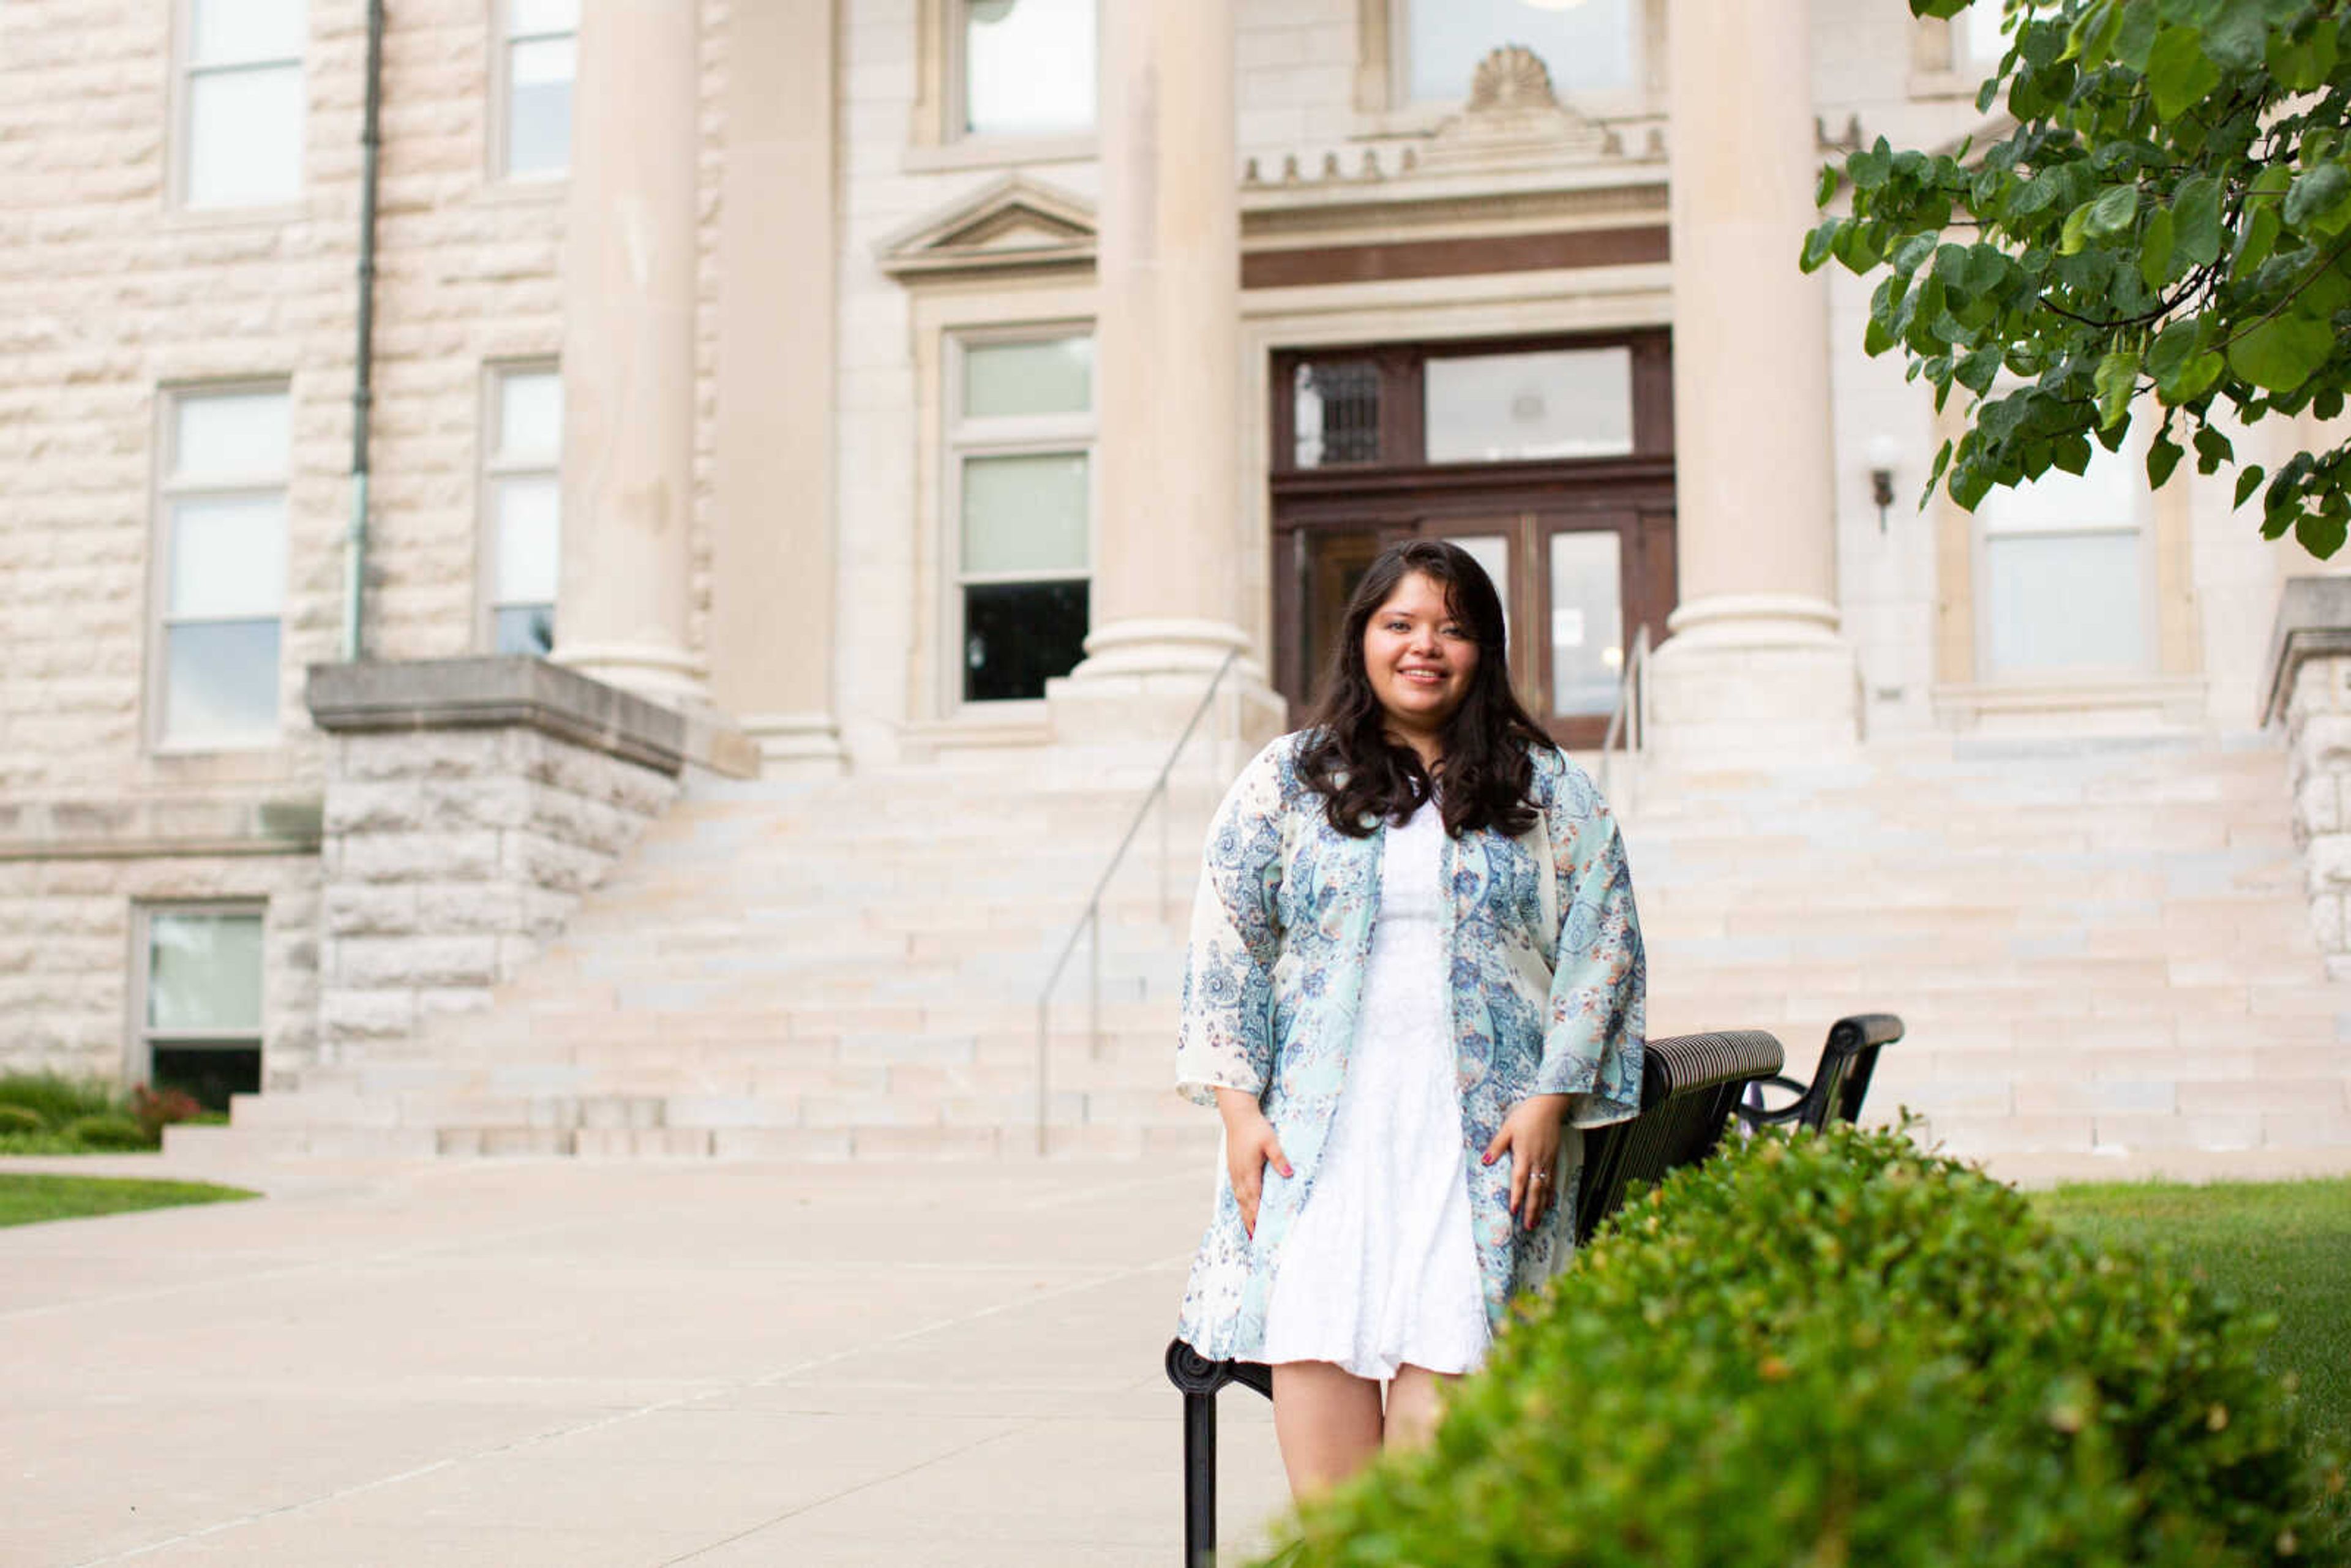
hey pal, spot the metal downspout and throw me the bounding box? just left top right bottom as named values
left=342, top=0, right=385, bottom=661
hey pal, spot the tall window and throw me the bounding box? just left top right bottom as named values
left=1401, top=0, right=1637, bottom=104
left=1978, top=440, right=2151, bottom=678
left=180, top=0, right=306, bottom=208
left=156, top=386, right=288, bottom=748
left=138, top=904, right=265, bottom=1112
left=485, top=366, right=561, bottom=655
left=950, top=333, right=1094, bottom=702
left=497, top=0, right=577, bottom=179
left=961, top=0, right=1096, bottom=138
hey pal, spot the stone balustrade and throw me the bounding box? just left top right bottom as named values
left=2264, top=576, right=2351, bottom=980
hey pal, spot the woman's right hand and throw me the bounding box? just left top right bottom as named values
left=1213, top=1088, right=1291, bottom=1237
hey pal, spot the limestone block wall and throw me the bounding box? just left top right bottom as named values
left=315, top=726, right=677, bottom=1060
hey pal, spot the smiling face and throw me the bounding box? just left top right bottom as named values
left=1362, top=569, right=1481, bottom=748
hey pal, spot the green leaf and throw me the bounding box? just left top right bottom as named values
left=2146, top=24, right=2222, bottom=119
left=1800, top=219, right=1839, bottom=272
left=2232, top=202, right=2282, bottom=278
left=2147, top=433, right=2184, bottom=487
left=1921, top=439, right=1954, bottom=509
left=1816, top=162, right=1840, bottom=208
left=2147, top=317, right=2200, bottom=381
left=2173, top=176, right=2222, bottom=266
left=1849, top=140, right=1894, bottom=191
left=2284, top=163, right=2351, bottom=231
left=2297, top=509, right=2349, bottom=560
left=2114, top=1, right=2159, bottom=70
left=2085, top=183, right=2140, bottom=238
left=2200, top=6, right=2267, bottom=70
left=2060, top=200, right=2096, bottom=255
left=2233, top=465, right=2267, bottom=509
left=2094, top=349, right=2140, bottom=429
left=2194, top=423, right=2234, bottom=475
left=2139, top=206, right=2177, bottom=290
left=2228, top=315, right=2333, bottom=391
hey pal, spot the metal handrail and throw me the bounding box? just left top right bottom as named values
left=1033, top=648, right=1242, bottom=1154
left=1598, top=623, right=1652, bottom=814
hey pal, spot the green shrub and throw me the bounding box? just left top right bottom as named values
left=1265, top=1125, right=2343, bottom=1568
left=0, top=1105, right=43, bottom=1136
left=59, top=1115, right=154, bottom=1152
left=0, top=1072, right=122, bottom=1130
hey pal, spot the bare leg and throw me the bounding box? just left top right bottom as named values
left=1270, top=1360, right=1385, bottom=1499
left=1381, top=1364, right=1457, bottom=1454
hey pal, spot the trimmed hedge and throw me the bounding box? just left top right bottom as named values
left=1264, top=1125, right=2344, bottom=1568
left=0, top=1105, right=42, bottom=1136
left=59, top=1115, right=152, bottom=1152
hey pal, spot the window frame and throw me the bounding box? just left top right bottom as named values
left=477, top=359, right=563, bottom=655
left=129, top=899, right=268, bottom=1098
left=942, top=324, right=1098, bottom=710
left=488, top=0, right=578, bottom=184
left=910, top=0, right=1100, bottom=165
left=171, top=0, right=309, bottom=213
left=147, top=380, right=292, bottom=755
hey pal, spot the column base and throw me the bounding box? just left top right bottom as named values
left=550, top=639, right=711, bottom=708
left=1046, top=619, right=1288, bottom=778
left=1645, top=594, right=1860, bottom=763
left=737, top=711, right=849, bottom=776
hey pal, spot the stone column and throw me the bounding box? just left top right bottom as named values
left=1648, top=0, right=1857, bottom=758
left=707, top=0, right=845, bottom=770
left=551, top=0, right=707, bottom=705
left=1049, top=0, right=1281, bottom=755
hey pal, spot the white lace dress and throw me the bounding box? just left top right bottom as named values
left=1259, top=796, right=1493, bottom=1380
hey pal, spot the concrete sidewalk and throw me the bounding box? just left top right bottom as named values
left=0, top=1153, right=1292, bottom=1567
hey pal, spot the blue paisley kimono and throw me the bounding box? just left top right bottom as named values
left=1174, top=730, right=1645, bottom=1365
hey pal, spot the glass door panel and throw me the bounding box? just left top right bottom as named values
left=1547, top=530, right=1624, bottom=718
left=1300, top=529, right=1388, bottom=708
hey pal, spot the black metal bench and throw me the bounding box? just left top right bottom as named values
left=1164, top=1027, right=1787, bottom=1568
left=1733, top=1012, right=1905, bottom=1135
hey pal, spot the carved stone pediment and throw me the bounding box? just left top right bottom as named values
left=1423, top=45, right=1617, bottom=170
left=877, top=174, right=1097, bottom=281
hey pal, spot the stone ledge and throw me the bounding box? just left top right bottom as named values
left=2262, top=576, right=2351, bottom=727
left=307, top=658, right=753, bottom=778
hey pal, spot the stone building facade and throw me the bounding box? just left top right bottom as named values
left=3, top=0, right=2347, bottom=1168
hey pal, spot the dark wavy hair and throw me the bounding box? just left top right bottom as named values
left=1295, top=539, right=1554, bottom=839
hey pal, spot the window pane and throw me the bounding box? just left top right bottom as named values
left=1976, top=442, right=2137, bottom=535
left=1960, top=0, right=2008, bottom=66
left=961, top=452, right=1089, bottom=574
left=191, top=0, right=304, bottom=63
left=508, top=0, right=579, bottom=36
left=148, top=910, right=264, bottom=1035
left=1426, top=348, right=1633, bottom=464
left=964, top=338, right=1092, bottom=419
left=163, top=620, right=280, bottom=744
left=495, top=475, right=560, bottom=602
left=1407, top=0, right=1635, bottom=103
left=507, top=37, right=575, bottom=176
left=964, top=579, right=1089, bottom=701
left=151, top=1045, right=261, bottom=1113
left=1984, top=532, right=2148, bottom=677
left=1294, top=361, right=1381, bottom=468
left=187, top=65, right=304, bottom=208
left=498, top=371, right=563, bottom=461
left=966, top=0, right=1096, bottom=136
left=494, top=604, right=555, bottom=656
left=1548, top=530, right=1623, bottom=717
left=175, top=390, right=290, bottom=481
left=171, top=496, right=285, bottom=618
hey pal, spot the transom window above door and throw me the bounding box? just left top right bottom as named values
left=1399, top=0, right=1640, bottom=104
left=1281, top=335, right=1668, bottom=474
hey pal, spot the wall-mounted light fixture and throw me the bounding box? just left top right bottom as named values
left=1867, top=436, right=1899, bottom=533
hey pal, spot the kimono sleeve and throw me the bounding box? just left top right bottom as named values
left=1534, top=754, right=1647, bottom=1127
left=1174, top=738, right=1291, bottom=1107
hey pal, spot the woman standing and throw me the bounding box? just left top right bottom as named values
left=1174, top=539, right=1645, bottom=1498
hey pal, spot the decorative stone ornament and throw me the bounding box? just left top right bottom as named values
left=1423, top=45, right=1618, bottom=169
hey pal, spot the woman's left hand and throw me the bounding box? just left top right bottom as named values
left=1482, top=1093, right=1571, bottom=1231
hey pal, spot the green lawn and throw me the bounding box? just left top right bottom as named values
left=0, top=1172, right=258, bottom=1229
left=2033, top=1177, right=2351, bottom=1461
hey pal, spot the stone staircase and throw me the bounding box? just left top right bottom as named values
left=175, top=727, right=2351, bottom=1173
